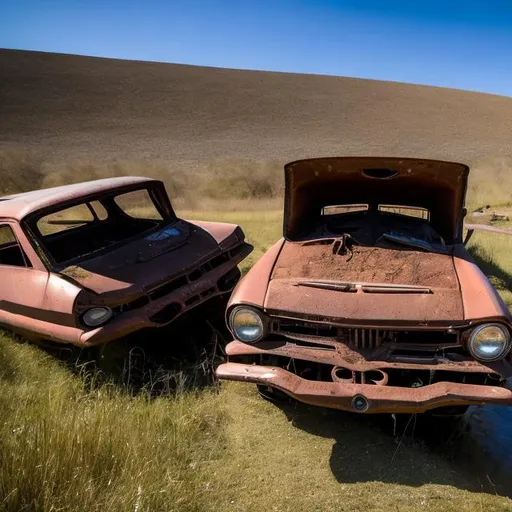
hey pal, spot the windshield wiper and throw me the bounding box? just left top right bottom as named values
left=295, top=280, right=432, bottom=294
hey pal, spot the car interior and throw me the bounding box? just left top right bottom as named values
left=317, top=203, right=445, bottom=247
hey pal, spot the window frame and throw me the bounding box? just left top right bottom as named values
left=0, top=221, right=33, bottom=269
left=21, top=183, right=177, bottom=270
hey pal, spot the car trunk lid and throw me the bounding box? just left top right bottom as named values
left=60, top=220, right=224, bottom=296
left=284, top=157, right=469, bottom=244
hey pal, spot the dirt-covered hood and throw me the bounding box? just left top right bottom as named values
left=59, top=220, right=229, bottom=299
left=284, top=157, right=469, bottom=244
left=265, top=241, right=463, bottom=322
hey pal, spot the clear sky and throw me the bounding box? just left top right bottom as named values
left=1, top=0, right=512, bottom=96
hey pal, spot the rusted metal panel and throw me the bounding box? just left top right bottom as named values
left=283, top=157, right=469, bottom=243
left=0, top=178, right=253, bottom=346
left=226, top=238, right=285, bottom=313
left=264, top=279, right=463, bottom=322
left=217, top=156, right=512, bottom=415
left=267, top=241, right=463, bottom=321
left=217, top=362, right=512, bottom=414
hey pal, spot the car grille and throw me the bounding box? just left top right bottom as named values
left=147, top=244, right=245, bottom=301
left=115, top=246, right=244, bottom=314
left=274, top=319, right=459, bottom=349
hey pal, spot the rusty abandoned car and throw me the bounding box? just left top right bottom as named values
left=216, top=157, right=512, bottom=414
left=0, top=177, right=252, bottom=346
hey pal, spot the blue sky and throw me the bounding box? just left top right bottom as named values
left=1, top=0, right=512, bottom=96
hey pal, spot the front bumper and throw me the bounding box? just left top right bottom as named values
left=216, top=362, right=512, bottom=413
left=216, top=337, right=512, bottom=413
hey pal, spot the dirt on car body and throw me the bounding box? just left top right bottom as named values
left=217, top=156, right=512, bottom=415
left=0, top=176, right=252, bottom=346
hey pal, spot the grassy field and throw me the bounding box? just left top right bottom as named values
left=2, top=208, right=512, bottom=511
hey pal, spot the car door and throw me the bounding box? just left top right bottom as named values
left=0, top=221, right=50, bottom=337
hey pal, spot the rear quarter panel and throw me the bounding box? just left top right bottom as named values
left=187, top=220, right=241, bottom=249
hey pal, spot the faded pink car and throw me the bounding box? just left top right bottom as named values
left=217, top=157, right=512, bottom=415
left=0, top=177, right=252, bottom=346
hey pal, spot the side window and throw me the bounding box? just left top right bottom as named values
left=90, top=200, right=108, bottom=221
left=0, top=224, right=31, bottom=268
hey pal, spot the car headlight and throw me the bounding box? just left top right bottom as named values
left=230, top=306, right=267, bottom=343
left=468, top=323, right=511, bottom=362
left=82, top=307, right=113, bottom=327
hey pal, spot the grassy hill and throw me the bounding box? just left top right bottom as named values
left=2, top=49, right=512, bottom=511
left=2, top=49, right=512, bottom=165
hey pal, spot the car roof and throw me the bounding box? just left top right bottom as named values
left=0, top=176, right=159, bottom=221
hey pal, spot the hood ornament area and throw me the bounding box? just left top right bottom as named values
left=294, top=281, right=433, bottom=294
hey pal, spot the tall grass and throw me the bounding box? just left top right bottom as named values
left=0, top=148, right=283, bottom=210
left=467, top=155, right=512, bottom=210
left=0, top=335, right=226, bottom=511
left=0, top=148, right=46, bottom=195
left=3, top=147, right=512, bottom=213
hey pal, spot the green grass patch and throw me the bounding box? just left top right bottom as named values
left=2, top=210, right=512, bottom=511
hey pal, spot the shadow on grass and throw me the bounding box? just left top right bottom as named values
left=276, top=400, right=512, bottom=499
left=40, top=296, right=230, bottom=396
left=468, top=243, right=512, bottom=291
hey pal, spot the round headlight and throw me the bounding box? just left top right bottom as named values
left=230, top=306, right=266, bottom=343
left=82, top=307, right=113, bottom=327
left=468, top=323, right=511, bottom=362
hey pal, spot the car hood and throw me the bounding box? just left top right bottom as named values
left=265, top=240, right=463, bottom=322
left=59, top=220, right=228, bottom=298
left=284, top=157, right=469, bottom=244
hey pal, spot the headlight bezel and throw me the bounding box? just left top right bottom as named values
left=229, top=305, right=268, bottom=343
left=468, top=323, right=511, bottom=362
left=82, top=306, right=113, bottom=328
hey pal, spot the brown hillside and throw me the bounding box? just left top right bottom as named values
left=1, top=49, right=512, bottom=170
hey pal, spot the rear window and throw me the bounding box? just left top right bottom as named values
left=0, top=225, right=31, bottom=267
left=114, top=189, right=163, bottom=220
left=321, top=204, right=429, bottom=220
left=0, top=224, right=17, bottom=245
left=37, top=203, right=95, bottom=235
left=30, top=186, right=171, bottom=266
left=379, top=205, right=430, bottom=220
left=322, top=204, right=368, bottom=215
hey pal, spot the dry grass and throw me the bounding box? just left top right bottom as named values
left=0, top=335, right=227, bottom=512
left=467, top=155, right=512, bottom=211
left=1, top=209, right=512, bottom=511
left=467, top=229, right=512, bottom=306
left=0, top=148, right=46, bottom=196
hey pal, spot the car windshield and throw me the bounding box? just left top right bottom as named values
left=29, top=186, right=174, bottom=265
left=313, top=203, right=444, bottom=251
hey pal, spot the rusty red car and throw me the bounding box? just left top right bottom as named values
left=0, top=177, right=252, bottom=346
left=216, top=157, right=512, bottom=415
